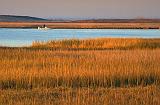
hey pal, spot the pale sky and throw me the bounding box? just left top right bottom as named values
left=0, top=0, right=160, bottom=19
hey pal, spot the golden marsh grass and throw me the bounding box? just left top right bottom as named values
left=0, top=38, right=160, bottom=105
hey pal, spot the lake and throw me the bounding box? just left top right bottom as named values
left=0, top=28, right=160, bottom=47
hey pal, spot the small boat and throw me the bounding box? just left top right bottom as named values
left=38, top=24, right=50, bottom=30
left=38, top=26, right=50, bottom=30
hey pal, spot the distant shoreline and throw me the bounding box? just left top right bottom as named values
left=0, top=22, right=160, bottom=29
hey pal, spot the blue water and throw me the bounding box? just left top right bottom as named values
left=0, top=28, right=160, bottom=47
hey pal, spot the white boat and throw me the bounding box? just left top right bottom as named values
left=38, top=26, right=50, bottom=30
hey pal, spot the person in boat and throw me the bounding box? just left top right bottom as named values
left=43, top=24, right=46, bottom=28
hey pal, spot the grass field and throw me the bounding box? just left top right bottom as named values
left=0, top=38, right=160, bottom=105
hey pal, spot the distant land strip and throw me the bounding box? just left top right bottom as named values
left=0, top=22, right=160, bottom=29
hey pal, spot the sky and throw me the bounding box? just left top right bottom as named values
left=0, top=0, right=160, bottom=19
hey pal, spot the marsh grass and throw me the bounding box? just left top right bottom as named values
left=1, top=85, right=160, bottom=105
left=0, top=38, right=160, bottom=105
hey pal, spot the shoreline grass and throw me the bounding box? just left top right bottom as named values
left=32, top=38, right=160, bottom=50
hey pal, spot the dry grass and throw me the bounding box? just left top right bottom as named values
left=0, top=38, right=160, bottom=105
left=1, top=86, right=160, bottom=105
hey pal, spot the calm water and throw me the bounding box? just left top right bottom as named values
left=0, top=28, right=160, bottom=47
